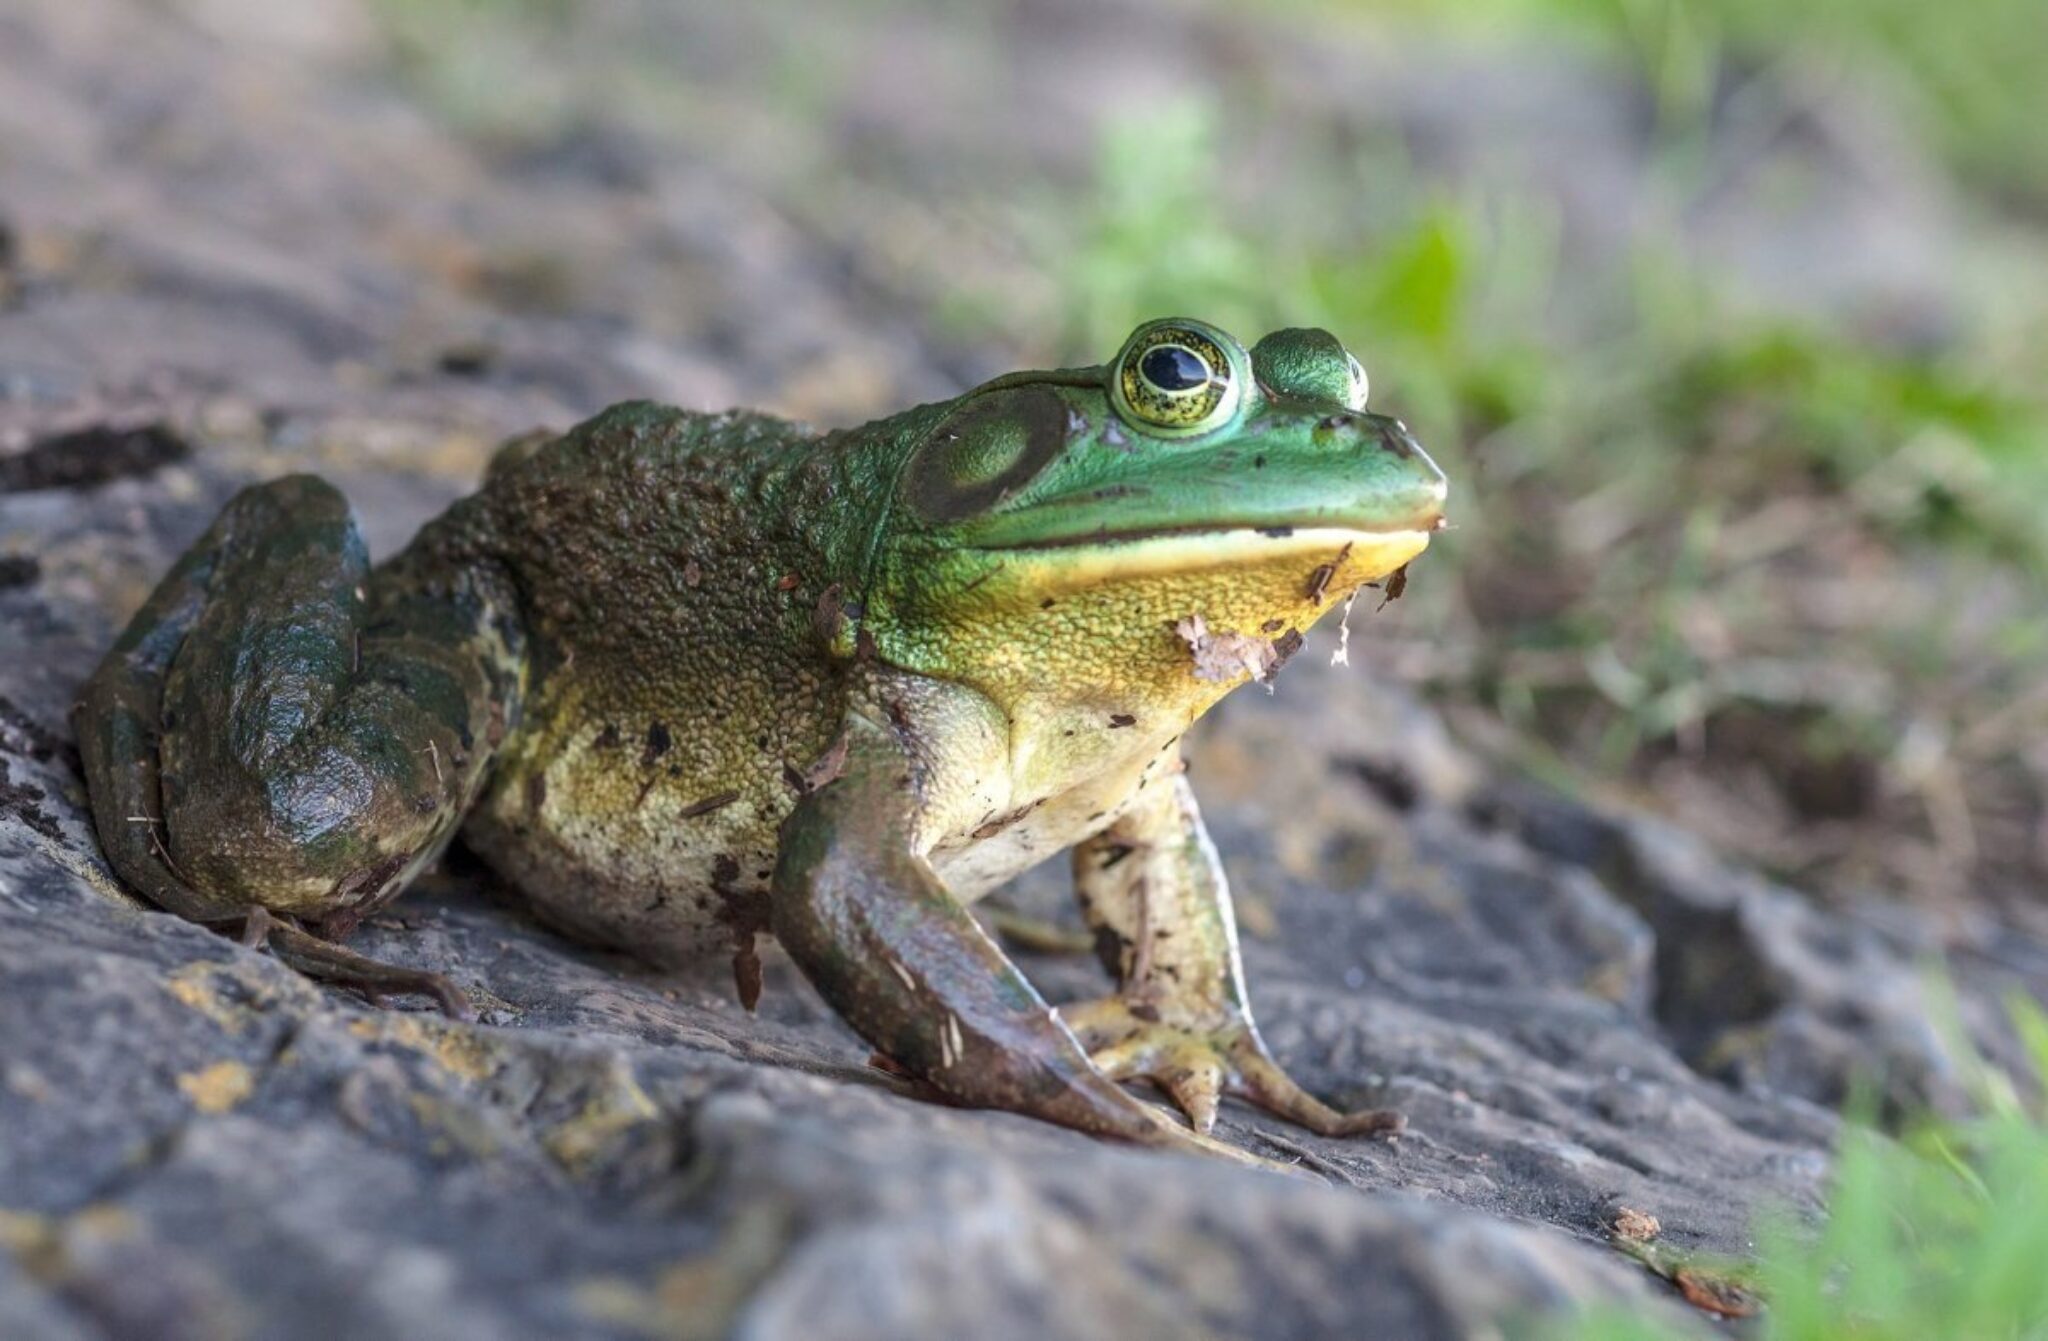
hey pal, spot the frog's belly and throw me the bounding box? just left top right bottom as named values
left=468, top=786, right=1091, bottom=965
left=464, top=766, right=790, bottom=967
left=926, top=744, right=1170, bottom=901
left=463, top=731, right=1163, bottom=966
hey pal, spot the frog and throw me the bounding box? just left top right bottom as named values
left=76, top=318, right=1446, bottom=1165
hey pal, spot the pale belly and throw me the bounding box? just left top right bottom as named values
left=459, top=725, right=1172, bottom=967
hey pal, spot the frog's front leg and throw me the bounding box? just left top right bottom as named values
left=1064, top=761, right=1404, bottom=1138
left=772, top=712, right=1294, bottom=1170
left=75, top=476, right=524, bottom=1014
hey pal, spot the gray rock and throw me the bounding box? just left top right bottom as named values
left=0, top=1, right=2030, bottom=1336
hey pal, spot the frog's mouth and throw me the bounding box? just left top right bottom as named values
left=980, top=509, right=1446, bottom=553
left=989, top=522, right=1439, bottom=594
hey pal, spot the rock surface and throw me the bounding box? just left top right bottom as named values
left=0, top=2, right=2036, bottom=1338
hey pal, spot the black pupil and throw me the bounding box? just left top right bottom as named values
left=1141, top=345, right=1209, bottom=391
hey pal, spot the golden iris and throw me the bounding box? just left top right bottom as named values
left=1112, top=323, right=1241, bottom=434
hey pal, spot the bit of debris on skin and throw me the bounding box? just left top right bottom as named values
left=1107, top=713, right=1138, bottom=729
left=676, top=790, right=740, bottom=819
left=812, top=582, right=845, bottom=646
left=799, top=731, right=851, bottom=793
left=1174, top=614, right=1297, bottom=691
left=1305, top=542, right=1354, bottom=604
left=883, top=699, right=914, bottom=736
left=1378, top=563, right=1409, bottom=609
left=1331, top=589, right=1361, bottom=667
left=776, top=572, right=801, bottom=592
left=683, top=559, right=702, bottom=588
left=708, top=853, right=771, bottom=1012
left=732, top=939, right=763, bottom=1012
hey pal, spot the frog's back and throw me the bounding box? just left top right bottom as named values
left=432, top=402, right=855, bottom=967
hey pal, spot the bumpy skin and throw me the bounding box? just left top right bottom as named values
left=77, top=319, right=1447, bottom=1162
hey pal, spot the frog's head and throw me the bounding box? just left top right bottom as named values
left=857, top=317, right=1447, bottom=721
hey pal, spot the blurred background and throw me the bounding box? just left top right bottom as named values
left=8, top=0, right=2046, bottom=930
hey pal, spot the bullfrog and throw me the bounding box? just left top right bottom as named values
left=77, top=318, right=1446, bottom=1164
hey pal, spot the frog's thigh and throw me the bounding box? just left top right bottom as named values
left=142, top=477, right=519, bottom=923
left=1065, top=768, right=1404, bottom=1139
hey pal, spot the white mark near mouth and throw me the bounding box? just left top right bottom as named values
left=1331, top=589, right=1362, bottom=667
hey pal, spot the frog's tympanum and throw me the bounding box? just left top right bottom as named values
left=79, top=320, right=1446, bottom=1164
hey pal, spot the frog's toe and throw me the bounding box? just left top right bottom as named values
left=1225, top=1033, right=1405, bottom=1138
left=1160, top=1057, right=1224, bottom=1136
left=1089, top=1032, right=1227, bottom=1134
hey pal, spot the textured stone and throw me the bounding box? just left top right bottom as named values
left=0, top=1, right=2029, bottom=1336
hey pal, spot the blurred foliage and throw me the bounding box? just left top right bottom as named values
left=1041, top=81, right=2048, bottom=902
left=1305, top=0, right=2048, bottom=213
left=366, top=0, right=2048, bottom=904
left=1557, top=991, right=2048, bottom=1340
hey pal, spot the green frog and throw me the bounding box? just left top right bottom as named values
left=77, top=319, right=1446, bottom=1164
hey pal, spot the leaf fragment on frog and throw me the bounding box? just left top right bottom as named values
left=1174, top=614, right=1296, bottom=691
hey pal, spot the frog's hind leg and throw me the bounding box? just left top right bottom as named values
left=75, top=475, right=525, bottom=1015
left=1062, top=766, right=1404, bottom=1139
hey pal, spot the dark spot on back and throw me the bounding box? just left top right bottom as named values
left=642, top=721, right=671, bottom=765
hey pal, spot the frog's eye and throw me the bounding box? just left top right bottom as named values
left=1111, top=321, right=1244, bottom=436
left=1345, top=352, right=1370, bottom=410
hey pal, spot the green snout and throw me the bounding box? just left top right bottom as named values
left=949, top=404, right=1448, bottom=552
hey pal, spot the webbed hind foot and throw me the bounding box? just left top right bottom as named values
left=1060, top=997, right=1403, bottom=1138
